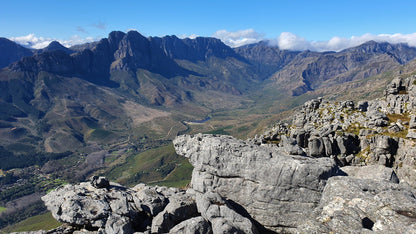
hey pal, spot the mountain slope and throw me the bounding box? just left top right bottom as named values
left=265, top=40, right=416, bottom=96
left=0, top=38, right=33, bottom=68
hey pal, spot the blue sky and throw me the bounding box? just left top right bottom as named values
left=2, top=0, right=416, bottom=51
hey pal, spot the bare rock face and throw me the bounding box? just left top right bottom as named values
left=299, top=176, right=416, bottom=233
left=173, top=133, right=341, bottom=232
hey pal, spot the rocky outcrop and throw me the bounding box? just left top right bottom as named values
left=41, top=177, right=199, bottom=234
left=299, top=176, right=416, bottom=233
left=173, top=134, right=342, bottom=232
left=254, top=75, right=416, bottom=180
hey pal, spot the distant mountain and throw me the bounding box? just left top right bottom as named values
left=36, top=41, right=73, bottom=54
left=234, top=40, right=300, bottom=79
left=264, top=40, right=416, bottom=96
left=0, top=37, right=33, bottom=68
left=0, top=30, right=258, bottom=156
left=2, top=32, right=416, bottom=156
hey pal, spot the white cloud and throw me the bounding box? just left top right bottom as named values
left=269, top=32, right=416, bottom=52
left=178, top=34, right=199, bottom=39
left=212, top=29, right=264, bottom=47
left=10, top=34, right=96, bottom=49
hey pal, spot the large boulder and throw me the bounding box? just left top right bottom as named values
left=173, top=134, right=342, bottom=232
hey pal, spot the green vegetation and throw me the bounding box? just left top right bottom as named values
left=356, top=146, right=371, bottom=162
left=0, top=201, right=46, bottom=230
left=0, top=207, right=6, bottom=213
left=345, top=123, right=364, bottom=136
left=0, top=212, right=60, bottom=233
left=0, top=147, right=72, bottom=170
left=387, top=113, right=410, bottom=124
left=105, top=144, right=192, bottom=187
left=149, top=161, right=193, bottom=188
left=204, top=126, right=232, bottom=135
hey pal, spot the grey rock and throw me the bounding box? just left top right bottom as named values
left=131, top=184, right=168, bottom=216
left=388, top=124, right=402, bottom=133
left=395, top=139, right=416, bottom=188
left=385, top=76, right=403, bottom=95
left=409, top=115, right=416, bottom=129
left=169, top=216, right=212, bottom=234
left=42, top=183, right=111, bottom=228
left=406, top=129, right=416, bottom=139
left=341, top=165, right=399, bottom=183
left=359, top=129, right=376, bottom=137
left=105, top=215, right=134, bottom=234
left=366, top=135, right=397, bottom=166
left=299, top=176, right=416, bottom=233
left=195, top=192, right=258, bottom=234
left=280, top=135, right=305, bottom=155
left=308, top=136, right=325, bottom=157
left=290, top=128, right=309, bottom=148
left=336, top=133, right=360, bottom=156
left=151, top=194, right=198, bottom=233
left=42, top=181, right=190, bottom=233
left=174, top=134, right=341, bottom=232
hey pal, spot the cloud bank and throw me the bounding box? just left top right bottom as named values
left=10, top=34, right=96, bottom=49
left=10, top=30, right=416, bottom=52
left=213, top=29, right=416, bottom=52
left=271, top=32, right=416, bottom=52
left=212, top=29, right=264, bottom=48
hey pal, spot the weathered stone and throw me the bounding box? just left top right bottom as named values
left=308, top=136, right=325, bottom=157
left=336, top=134, right=360, bottom=156
left=195, top=192, right=258, bottom=234
left=169, top=216, right=212, bottom=234
left=322, top=136, right=335, bottom=156
left=174, top=134, right=341, bottom=232
left=280, top=135, right=305, bottom=155
left=341, top=165, right=399, bottom=183
left=42, top=183, right=111, bottom=228
left=395, top=139, right=416, bottom=188
left=151, top=194, right=198, bottom=233
left=409, top=115, right=416, bottom=129
left=388, top=124, right=402, bottom=133
left=406, top=129, right=416, bottom=139
left=298, top=176, right=416, bottom=233
left=131, top=184, right=168, bottom=216
left=105, top=215, right=134, bottom=234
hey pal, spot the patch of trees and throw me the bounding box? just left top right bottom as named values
left=0, top=201, right=46, bottom=229
left=0, top=173, right=18, bottom=185
left=0, top=146, right=71, bottom=170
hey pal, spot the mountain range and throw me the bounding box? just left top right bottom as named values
left=3, top=30, right=416, bottom=230
left=1, top=31, right=416, bottom=155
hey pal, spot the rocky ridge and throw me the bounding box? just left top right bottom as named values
left=29, top=76, right=416, bottom=233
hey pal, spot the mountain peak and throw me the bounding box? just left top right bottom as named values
left=38, top=40, right=73, bottom=54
